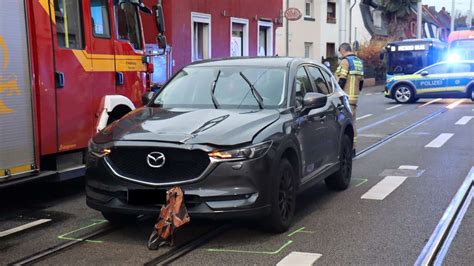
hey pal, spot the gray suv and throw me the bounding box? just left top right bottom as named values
left=86, top=57, right=354, bottom=232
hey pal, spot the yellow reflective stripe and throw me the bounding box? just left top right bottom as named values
left=0, top=165, right=33, bottom=178
left=72, top=50, right=146, bottom=72
left=417, top=86, right=466, bottom=94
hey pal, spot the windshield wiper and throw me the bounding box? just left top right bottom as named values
left=210, top=70, right=221, bottom=109
left=239, top=72, right=264, bottom=109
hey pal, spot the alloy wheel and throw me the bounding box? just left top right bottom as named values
left=278, top=168, right=295, bottom=221
left=395, top=86, right=412, bottom=103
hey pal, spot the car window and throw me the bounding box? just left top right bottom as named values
left=153, top=67, right=287, bottom=109
left=449, top=63, right=471, bottom=74
left=307, top=66, right=331, bottom=95
left=294, top=67, right=313, bottom=105
left=320, top=69, right=335, bottom=93
left=424, top=64, right=449, bottom=74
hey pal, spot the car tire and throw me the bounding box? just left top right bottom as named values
left=267, top=158, right=297, bottom=233
left=325, top=134, right=353, bottom=191
left=393, top=84, right=415, bottom=103
left=102, top=212, right=137, bottom=224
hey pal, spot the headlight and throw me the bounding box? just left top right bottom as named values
left=208, top=141, right=272, bottom=161
left=88, top=140, right=112, bottom=158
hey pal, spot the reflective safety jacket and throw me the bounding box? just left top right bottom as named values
left=336, top=54, right=364, bottom=105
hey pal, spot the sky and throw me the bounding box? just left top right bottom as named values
left=422, top=0, right=473, bottom=16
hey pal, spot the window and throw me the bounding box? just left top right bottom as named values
left=326, top=43, right=335, bottom=58
left=153, top=67, right=287, bottom=109
left=54, top=0, right=84, bottom=49
left=307, top=66, right=331, bottom=95
left=424, top=64, right=449, bottom=74
left=327, top=1, right=336, bottom=24
left=192, top=13, right=211, bottom=61
left=91, top=0, right=110, bottom=38
left=115, top=2, right=142, bottom=50
left=294, top=67, right=313, bottom=106
left=320, top=70, right=335, bottom=94
left=258, top=21, right=273, bottom=56
left=230, top=18, right=249, bottom=57
left=305, top=0, right=313, bottom=18
left=304, top=42, right=313, bottom=58
left=450, top=63, right=471, bottom=73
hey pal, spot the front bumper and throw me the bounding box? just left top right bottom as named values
left=384, top=86, right=392, bottom=99
left=85, top=149, right=274, bottom=220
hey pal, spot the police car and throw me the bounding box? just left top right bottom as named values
left=385, top=61, right=474, bottom=103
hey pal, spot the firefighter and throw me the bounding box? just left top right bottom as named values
left=336, top=43, right=364, bottom=148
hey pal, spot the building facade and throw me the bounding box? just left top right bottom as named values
left=143, top=0, right=282, bottom=79
left=276, top=0, right=370, bottom=62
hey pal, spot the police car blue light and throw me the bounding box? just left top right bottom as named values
left=385, top=61, right=474, bottom=103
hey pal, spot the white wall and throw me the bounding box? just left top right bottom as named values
left=276, top=0, right=371, bottom=61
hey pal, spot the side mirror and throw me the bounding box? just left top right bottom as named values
left=303, top=92, right=327, bottom=110
left=155, top=3, right=166, bottom=34
left=420, top=71, right=429, bottom=77
left=142, top=91, right=155, bottom=105
left=157, top=34, right=167, bottom=50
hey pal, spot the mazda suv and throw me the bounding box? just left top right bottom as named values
left=85, top=57, right=354, bottom=232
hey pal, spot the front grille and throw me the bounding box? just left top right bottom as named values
left=107, top=147, right=210, bottom=184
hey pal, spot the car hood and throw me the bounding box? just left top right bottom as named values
left=95, top=107, right=280, bottom=146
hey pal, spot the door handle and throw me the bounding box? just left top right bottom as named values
left=55, top=72, right=65, bottom=88
left=116, top=72, right=124, bottom=86
left=337, top=104, right=345, bottom=111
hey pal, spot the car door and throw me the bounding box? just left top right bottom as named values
left=306, top=65, right=339, bottom=168
left=51, top=0, right=93, bottom=152
left=414, top=63, right=449, bottom=96
left=293, top=66, right=325, bottom=182
left=446, top=63, right=472, bottom=97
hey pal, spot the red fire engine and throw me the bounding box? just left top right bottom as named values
left=0, top=0, right=166, bottom=187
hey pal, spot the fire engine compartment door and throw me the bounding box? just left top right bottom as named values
left=51, top=0, right=94, bottom=153
left=0, top=0, right=37, bottom=180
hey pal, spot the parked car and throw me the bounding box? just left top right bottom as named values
left=85, top=57, right=355, bottom=232
left=385, top=61, right=474, bottom=103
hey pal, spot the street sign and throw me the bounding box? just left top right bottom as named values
left=284, top=8, right=302, bottom=21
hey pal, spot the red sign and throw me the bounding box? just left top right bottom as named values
left=284, top=8, right=302, bottom=21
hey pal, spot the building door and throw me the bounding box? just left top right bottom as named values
left=51, top=0, right=93, bottom=152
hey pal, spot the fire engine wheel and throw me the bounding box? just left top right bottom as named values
left=102, top=212, right=137, bottom=224
left=393, top=84, right=415, bottom=103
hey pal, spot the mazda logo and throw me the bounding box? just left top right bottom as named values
left=147, top=152, right=166, bottom=168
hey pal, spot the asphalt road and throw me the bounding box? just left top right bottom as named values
left=1, top=85, right=473, bottom=265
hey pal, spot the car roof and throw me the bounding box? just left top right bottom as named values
left=186, top=57, right=312, bottom=68
left=430, top=60, right=474, bottom=65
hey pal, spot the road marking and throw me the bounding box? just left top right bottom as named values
left=208, top=240, right=293, bottom=255
left=287, top=227, right=314, bottom=237
left=446, top=99, right=465, bottom=109
left=399, top=165, right=419, bottom=170
left=418, top=98, right=442, bottom=108
left=356, top=114, right=373, bottom=121
left=425, top=133, right=454, bottom=148
left=455, top=116, right=473, bottom=125
left=277, top=252, right=322, bottom=266
left=386, top=104, right=402, bottom=110
left=57, top=219, right=107, bottom=243
left=361, top=165, right=419, bottom=200
left=361, top=176, right=408, bottom=200
left=375, top=92, right=383, bottom=95
left=366, top=93, right=373, bottom=96
left=0, top=219, right=51, bottom=238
